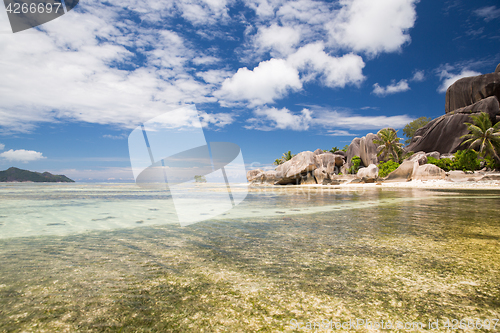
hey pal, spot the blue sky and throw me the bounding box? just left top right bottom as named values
left=0, top=0, right=499, bottom=181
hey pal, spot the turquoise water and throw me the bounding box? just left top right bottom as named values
left=0, top=183, right=499, bottom=331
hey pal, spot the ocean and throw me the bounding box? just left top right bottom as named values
left=1, top=183, right=499, bottom=331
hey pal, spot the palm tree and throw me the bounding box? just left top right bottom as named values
left=274, top=151, right=295, bottom=165
left=461, top=112, right=500, bottom=164
left=373, top=128, right=404, bottom=163
left=273, top=158, right=284, bottom=165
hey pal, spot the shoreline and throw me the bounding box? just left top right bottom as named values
left=249, top=179, right=500, bottom=190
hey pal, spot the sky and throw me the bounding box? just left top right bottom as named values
left=0, top=0, right=499, bottom=182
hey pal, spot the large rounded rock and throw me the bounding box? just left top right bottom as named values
left=359, top=133, right=381, bottom=167
left=247, top=169, right=263, bottom=182
left=314, top=167, right=329, bottom=184
left=313, top=148, right=324, bottom=155
left=250, top=170, right=279, bottom=184
left=275, top=151, right=317, bottom=185
left=413, top=164, right=446, bottom=181
left=406, top=151, right=427, bottom=165
left=445, top=70, right=500, bottom=113
left=315, top=152, right=335, bottom=168
left=384, top=160, right=418, bottom=182
left=406, top=96, right=500, bottom=154
left=346, top=138, right=361, bottom=169
left=356, top=164, right=378, bottom=179
left=496, top=63, right=500, bottom=73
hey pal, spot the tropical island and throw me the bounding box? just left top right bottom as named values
left=0, top=167, right=74, bottom=183
left=248, top=64, right=500, bottom=186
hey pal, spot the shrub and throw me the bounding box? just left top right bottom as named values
left=484, top=155, right=500, bottom=170
left=453, top=149, right=480, bottom=171
left=378, top=160, right=400, bottom=178
left=427, top=156, right=454, bottom=172
left=348, top=156, right=362, bottom=174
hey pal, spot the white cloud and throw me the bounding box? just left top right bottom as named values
left=0, top=143, right=4, bottom=150
left=326, top=0, right=418, bottom=56
left=411, top=70, right=425, bottom=82
left=474, top=6, right=500, bottom=22
left=254, top=24, right=301, bottom=56
left=246, top=107, right=312, bottom=130
left=372, top=79, right=410, bottom=96
left=245, top=106, right=413, bottom=131
left=0, top=149, right=46, bottom=162
left=287, top=42, right=365, bottom=88
left=0, top=0, right=419, bottom=133
left=216, top=59, right=301, bottom=106
left=326, top=130, right=358, bottom=136
left=437, top=68, right=481, bottom=93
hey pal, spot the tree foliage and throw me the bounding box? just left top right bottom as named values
left=461, top=112, right=500, bottom=166
left=403, top=117, right=432, bottom=145
left=273, top=150, right=295, bottom=165
left=373, top=128, right=404, bottom=163
left=348, top=156, right=362, bottom=174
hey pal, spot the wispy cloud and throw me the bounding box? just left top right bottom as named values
left=372, top=80, right=410, bottom=97
left=0, top=149, right=46, bottom=162
left=0, top=143, right=4, bottom=150
left=474, top=6, right=500, bottom=22
left=326, top=130, right=358, bottom=136
left=411, top=70, right=425, bottom=82
left=245, top=106, right=413, bottom=131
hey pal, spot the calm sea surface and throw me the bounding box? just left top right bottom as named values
left=0, top=183, right=499, bottom=332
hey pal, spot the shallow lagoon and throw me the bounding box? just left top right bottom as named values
left=0, top=183, right=499, bottom=332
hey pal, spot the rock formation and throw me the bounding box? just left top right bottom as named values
left=356, top=164, right=378, bottom=179
left=407, top=64, right=500, bottom=154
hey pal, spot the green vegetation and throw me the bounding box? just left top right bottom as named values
left=378, top=160, right=400, bottom=178
left=348, top=156, right=362, bottom=174
left=194, top=175, right=207, bottom=183
left=427, top=156, right=454, bottom=172
left=461, top=112, right=500, bottom=168
left=403, top=116, right=432, bottom=145
left=373, top=128, right=404, bottom=163
left=328, top=146, right=339, bottom=153
left=342, top=145, right=349, bottom=152
left=453, top=149, right=480, bottom=171
left=273, top=150, right=296, bottom=165
left=0, top=167, right=74, bottom=182
left=427, top=150, right=481, bottom=172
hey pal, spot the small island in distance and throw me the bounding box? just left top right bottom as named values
left=0, top=167, right=75, bottom=183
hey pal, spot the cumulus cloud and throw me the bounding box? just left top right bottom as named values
left=372, top=80, right=410, bottom=96
left=326, top=0, right=418, bottom=56
left=246, top=106, right=413, bottom=131
left=0, top=149, right=46, bottom=162
left=0, top=0, right=420, bottom=133
left=254, top=24, right=301, bottom=56
left=474, top=6, right=500, bottom=22
left=216, top=59, right=302, bottom=106
left=437, top=68, right=481, bottom=93
left=287, top=42, right=365, bottom=88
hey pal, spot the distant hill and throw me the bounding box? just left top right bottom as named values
left=0, top=167, right=75, bottom=183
